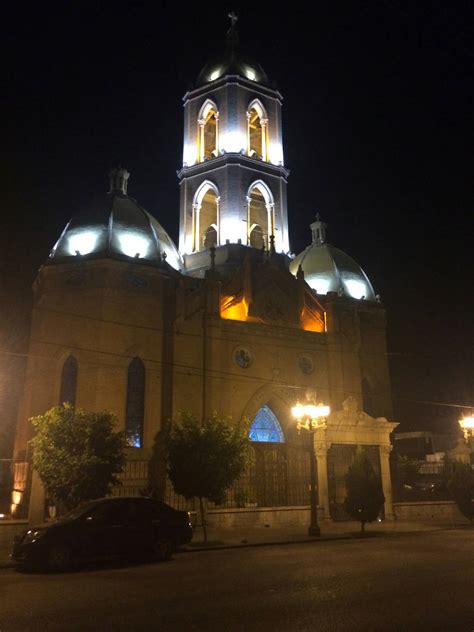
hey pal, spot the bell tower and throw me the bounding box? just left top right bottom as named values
left=178, top=14, right=290, bottom=274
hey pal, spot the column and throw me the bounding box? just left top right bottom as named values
left=215, top=112, right=220, bottom=155
left=314, top=439, right=331, bottom=521
left=246, top=111, right=251, bottom=155
left=246, top=196, right=252, bottom=244
left=193, top=204, right=200, bottom=252
left=198, top=118, right=205, bottom=162
left=379, top=444, right=395, bottom=520
left=216, top=197, right=221, bottom=245
left=261, top=118, right=268, bottom=161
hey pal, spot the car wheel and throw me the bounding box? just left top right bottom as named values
left=153, top=538, right=173, bottom=562
left=47, top=544, right=72, bottom=572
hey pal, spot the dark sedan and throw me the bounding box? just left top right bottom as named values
left=12, top=496, right=193, bottom=571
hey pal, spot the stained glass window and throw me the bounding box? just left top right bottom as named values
left=249, top=405, right=285, bottom=443
left=126, top=357, right=145, bottom=448
left=59, top=355, right=78, bottom=406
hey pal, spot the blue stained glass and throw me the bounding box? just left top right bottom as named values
left=249, top=405, right=285, bottom=443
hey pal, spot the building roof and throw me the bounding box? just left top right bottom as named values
left=48, top=168, right=182, bottom=271
left=289, top=217, right=376, bottom=301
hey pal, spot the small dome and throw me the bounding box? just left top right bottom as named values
left=49, top=168, right=182, bottom=271
left=289, top=217, right=376, bottom=300
left=196, top=18, right=269, bottom=87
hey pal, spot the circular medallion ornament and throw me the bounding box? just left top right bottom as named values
left=233, top=347, right=252, bottom=369
left=299, top=355, right=314, bottom=375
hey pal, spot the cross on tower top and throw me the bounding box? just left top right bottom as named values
left=228, top=11, right=238, bottom=28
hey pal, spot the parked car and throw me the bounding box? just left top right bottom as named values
left=11, top=496, right=193, bottom=571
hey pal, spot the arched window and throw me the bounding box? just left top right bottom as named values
left=249, top=405, right=285, bottom=443
left=362, top=377, right=377, bottom=418
left=193, top=181, right=220, bottom=252
left=198, top=100, right=219, bottom=162
left=125, top=357, right=145, bottom=448
left=247, top=181, right=274, bottom=250
left=247, top=100, right=268, bottom=161
left=59, top=355, right=78, bottom=406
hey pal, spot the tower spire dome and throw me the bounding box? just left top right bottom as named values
left=196, top=14, right=269, bottom=86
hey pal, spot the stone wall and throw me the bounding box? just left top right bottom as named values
left=207, top=506, right=317, bottom=529
left=393, top=501, right=467, bottom=522
left=0, top=520, right=28, bottom=552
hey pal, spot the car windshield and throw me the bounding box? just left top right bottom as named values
left=56, top=501, right=100, bottom=522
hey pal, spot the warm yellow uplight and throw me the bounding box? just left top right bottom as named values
left=220, top=295, right=248, bottom=322
left=11, top=490, right=22, bottom=506
left=459, top=415, right=474, bottom=442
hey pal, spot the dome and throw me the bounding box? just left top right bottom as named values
left=289, top=217, right=376, bottom=301
left=196, top=19, right=269, bottom=87
left=49, top=168, right=182, bottom=271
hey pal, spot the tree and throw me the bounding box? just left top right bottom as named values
left=446, top=461, right=474, bottom=523
left=31, top=404, right=127, bottom=510
left=167, top=412, right=250, bottom=543
left=344, top=446, right=385, bottom=534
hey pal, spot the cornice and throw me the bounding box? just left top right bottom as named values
left=177, top=153, right=289, bottom=180
left=183, top=75, right=283, bottom=104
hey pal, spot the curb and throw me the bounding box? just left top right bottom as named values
left=181, top=532, right=373, bottom=553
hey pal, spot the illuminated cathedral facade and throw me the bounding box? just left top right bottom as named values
left=12, top=20, right=398, bottom=526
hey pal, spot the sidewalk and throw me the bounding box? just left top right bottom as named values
left=182, top=518, right=471, bottom=552
left=1, top=518, right=470, bottom=569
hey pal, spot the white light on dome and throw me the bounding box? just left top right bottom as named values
left=68, top=230, right=99, bottom=256
left=118, top=232, right=149, bottom=258
left=309, top=277, right=330, bottom=295
left=345, top=279, right=367, bottom=299
left=246, top=68, right=256, bottom=81
left=163, top=248, right=180, bottom=271
left=209, top=68, right=221, bottom=81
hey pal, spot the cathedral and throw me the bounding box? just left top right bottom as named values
left=12, top=19, right=398, bottom=526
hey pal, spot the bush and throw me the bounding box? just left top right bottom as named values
left=344, top=446, right=385, bottom=534
left=31, top=404, right=127, bottom=510
left=446, top=461, right=474, bottom=522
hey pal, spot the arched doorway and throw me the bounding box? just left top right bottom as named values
left=248, top=405, right=287, bottom=507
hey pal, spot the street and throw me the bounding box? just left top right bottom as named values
left=0, top=529, right=473, bottom=631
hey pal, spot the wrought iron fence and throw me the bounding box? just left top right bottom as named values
left=115, top=444, right=312, bottom=512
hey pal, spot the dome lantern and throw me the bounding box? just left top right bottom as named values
left=108, top=166, right=130, bottom=196
left=310, top=213, right=327, bottom=245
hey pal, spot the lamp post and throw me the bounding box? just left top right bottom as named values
left=291, top=402, right=330, bottom=536
left=458, top=415, right=474, bottom=444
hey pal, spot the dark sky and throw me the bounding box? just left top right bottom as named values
left=1, top=1, right=473, bottom=435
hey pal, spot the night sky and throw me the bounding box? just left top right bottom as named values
left=1, top=1, right=473, bottom=443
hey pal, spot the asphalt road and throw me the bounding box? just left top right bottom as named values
left=0, top=529, right=473, bottom=631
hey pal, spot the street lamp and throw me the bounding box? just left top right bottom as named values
left=291, top=402, right=330, bottom=536
left=458, top=415, right=474, bottom=443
